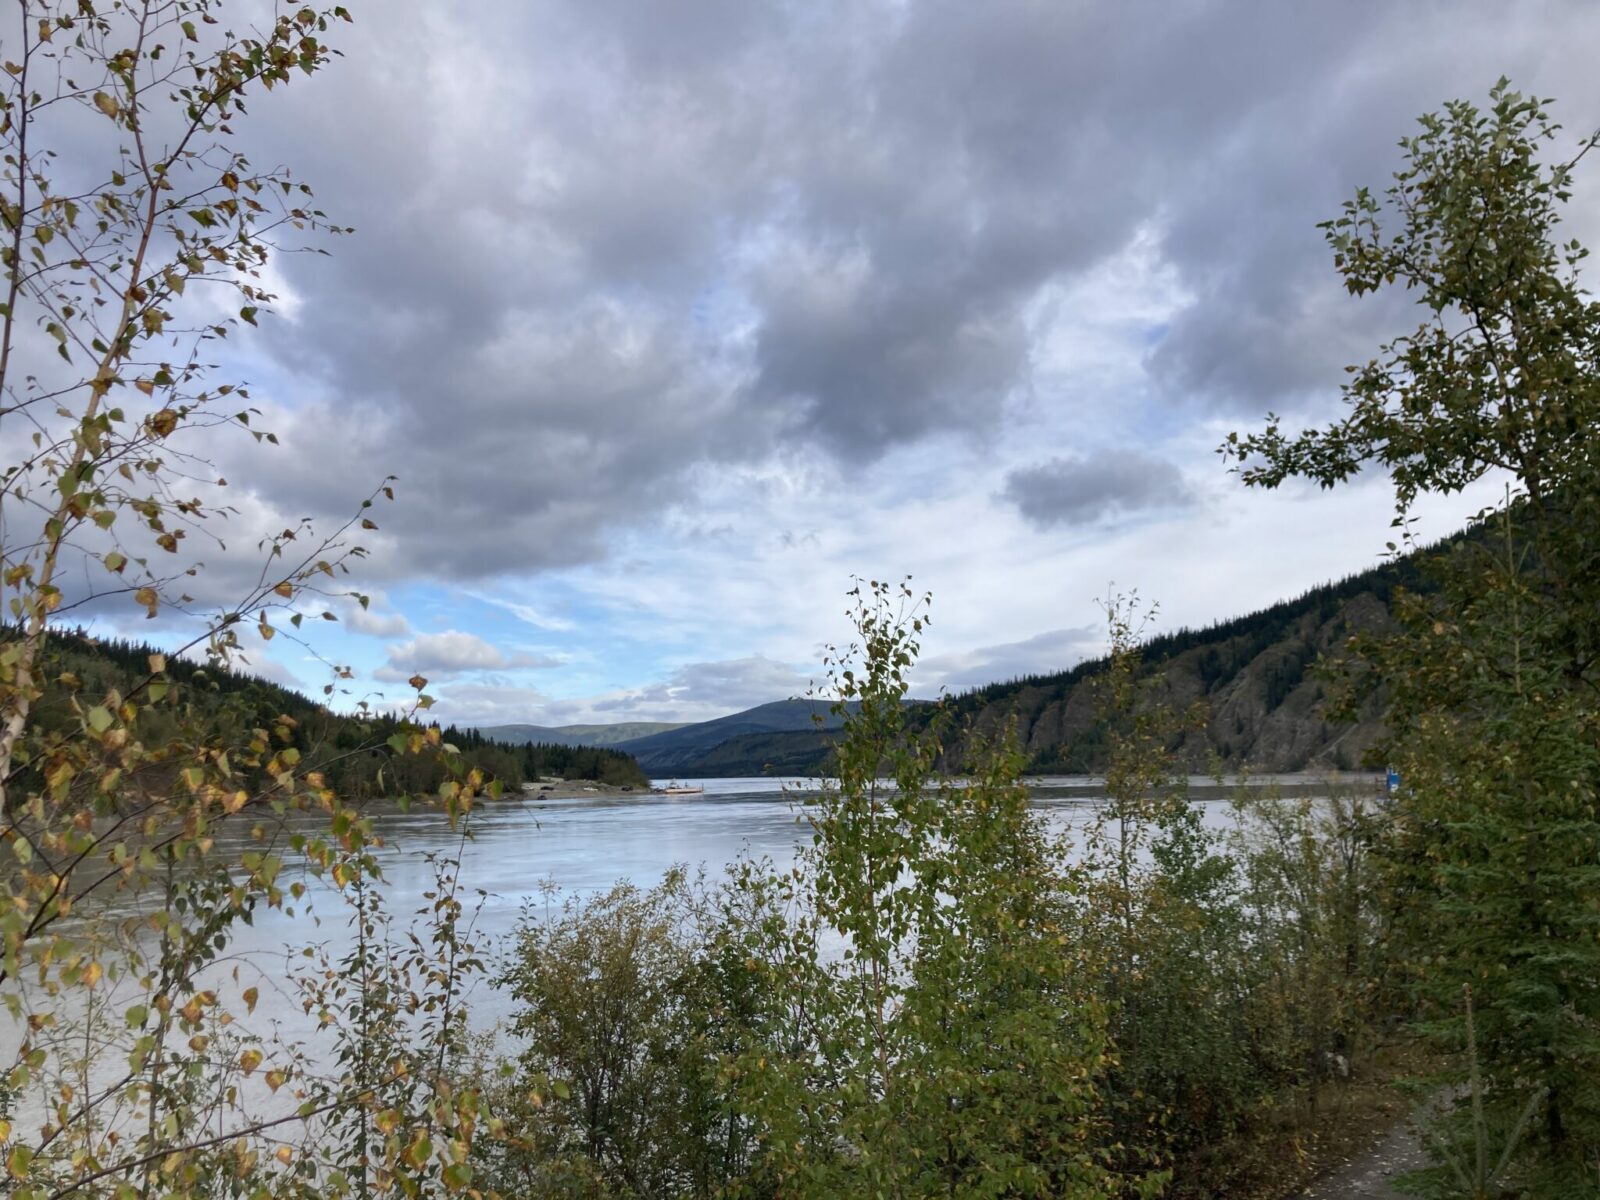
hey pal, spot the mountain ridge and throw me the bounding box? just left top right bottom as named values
left=546, top=552, right=1425, bottom=777
left=614, top=699, right=853, bottom=773
left=474, top=721, right=686, bottom=748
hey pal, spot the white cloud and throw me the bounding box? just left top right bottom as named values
left=467, top=591, right=578, bottom=633
left=431, top=654, right=814, bottom=726
left=603, top=655, right=812, bottom=717
left=345, top=602, right=413, bottom=638
left=427, top=683, right=553, bottom=727
left=916, top=626, right=1103, bottom=695
left=376, top=630, right=562, bottom=682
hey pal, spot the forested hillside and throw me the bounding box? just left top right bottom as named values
left=614, top=699, right=849, bottom=773
left=625, top=551, right=1427, bottom=777
left=23, top=630, right=650, bottom=795
left=475, top=721, right=686, bottom=748
left=949, top=553, right=1426, bottom=774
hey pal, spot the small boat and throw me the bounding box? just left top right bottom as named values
left=658, top=781, right=704, bottom=796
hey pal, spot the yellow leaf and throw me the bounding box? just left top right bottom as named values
left=275, top=1146, right=293, bottom=1166
left=6, top=1144, right=32, bottom=1179
left=239, top=1048, right=262, bottom=1075
left=243, top=987, right=258, bottom=1014
left=273, top=581, right=294, bottom=598
left=92, top=91, right=118, bottom=119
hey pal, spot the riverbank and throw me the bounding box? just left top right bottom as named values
left=515, top=776, right=653, bottom=801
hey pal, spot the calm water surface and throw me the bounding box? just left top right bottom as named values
left=5, top=774, right=1384, bottom=1066
left=201, top=773, right=1367, bottom=986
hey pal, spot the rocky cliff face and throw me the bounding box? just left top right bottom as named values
left=952, top=589, right=1396, bottom=775
left=1198, top=591, right=1392, bottom=771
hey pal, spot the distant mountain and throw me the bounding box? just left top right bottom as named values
left=615, top=699, right=854, bottom=774
left=604, top=552, right=1432, bottom=779
left=648, top=727, right=847, bottom=776
left=475, top=721, right=687, bottom=748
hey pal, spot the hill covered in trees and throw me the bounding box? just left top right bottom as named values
left=21, top=630, right=651, bottom=795
left=945, top=554, right=1423, bottom=775
left=607, top=551, right=1427, bottom=777
left=475, top=721, right=686, bottom=748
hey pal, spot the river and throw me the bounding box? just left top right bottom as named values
left=1, top=773, right=1383, bottom=1106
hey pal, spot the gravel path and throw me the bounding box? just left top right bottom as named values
left=1297, top=1117, right=1428, bottom=1199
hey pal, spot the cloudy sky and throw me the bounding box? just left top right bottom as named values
left=69, top=0, right=1600, bottom=726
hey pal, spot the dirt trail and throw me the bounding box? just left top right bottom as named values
left=1296, top=1117, right=1427, bottom=1199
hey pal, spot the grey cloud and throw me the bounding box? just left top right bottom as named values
left=1001, top=452, right=1195, bottom=528
left=749, top=249, right=1034, bottom=458
left=208, top=0, right=1600, bottom=582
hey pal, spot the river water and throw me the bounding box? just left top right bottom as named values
left=185, top=774, right=1367, bottom=1023
left=2, top=773, right=1383, bottom=1103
